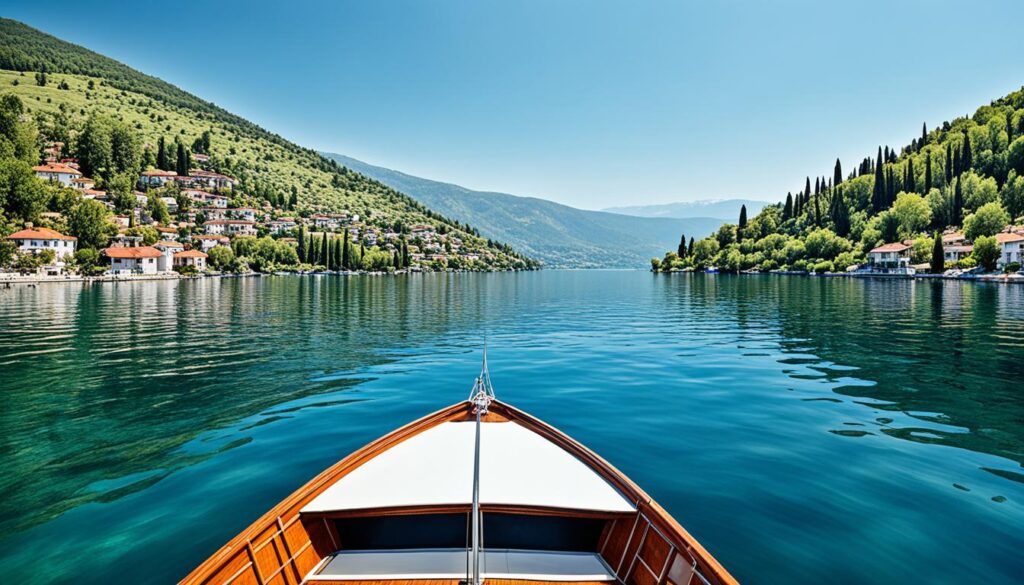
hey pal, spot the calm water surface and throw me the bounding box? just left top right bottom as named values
left=0, top=272, right=1022, bottom=584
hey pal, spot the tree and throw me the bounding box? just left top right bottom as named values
left=945, top=142, right=953, bottom=186
left=691, top=238, right=720, bottom=268
left=76, top=114, right=113, bottom=180
left=921, top=122, right=928, bottom=148
left=833, top=158, right=842, bottom=188
left=960, top=171, right=999, bottom=212
left=0, top=158, right=46, bottom=222
left=963, top=202, right=1010, bottom=240
left=156, top=136, right=168, bottom=170
left=147, top=194, right=170, bottom=224
left=905, top=158, right=916, bottom=193
left=175, top=142, right=190, bottom=177
left=1007, top=137, right=1024, bottom=176
left=296, top=225, right=307, bottom=262
left=0, top=94, right=39, bottom=164
left=872, top=147, right=884, bottom=212
left=783, top=193, right=793, bottom=219
left=737, top=205, right=747, bottom=241
left=952, top=177, right=964, bottom=225
left=930, top=232, right=944, bottom=273
left=342, top=232, right=351, bottom=269
left=677, top=233, right=687, bottom=257
left=320, top=233, right=329, bottom=267
left=891, top=192, right=932, bottom=236
left=207, top=245, right=235, bottom=270
left=67, top=199, right=112, bottom=249
left=971, top=235, right=1000, bottom=271
left=924, top=153, right=932, bottom=193
left=1000, top=172, right=1024, bottom=221
left=963, top=131, right=973, bottom=170
left=832, top=189, right=850, bottom=237
left=687, top=237, right=694, bottom=257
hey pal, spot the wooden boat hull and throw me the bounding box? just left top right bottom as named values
left=179, top=400, right=737, bottom=585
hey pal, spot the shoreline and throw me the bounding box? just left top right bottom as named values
left=655, top=269, right=1024, bottom=284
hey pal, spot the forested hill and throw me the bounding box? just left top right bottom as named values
left=324, top=152, right=724, bottom=268
left=0, top=18, right=536, bottom=269
left=656, top=86, right=1024, bottom=273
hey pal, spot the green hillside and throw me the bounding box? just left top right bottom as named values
left=656, top=87, right=1024, bottom=273
left=326, top=153, right=725, bottom=268
left=0, top=18, right=536, bottom=270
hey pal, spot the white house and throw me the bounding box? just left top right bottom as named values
left=995, top=233, right=1024, bottom=269
left=943, top=244, right=973, bottom=264
left=229, top=207, right=259, bottom=222
left=269, top=218, right=297, bottom=234
left=205, top=220, right=256, bottom=236
left=153, top=241, right=185, bottom=272
left=173, top=249, right=208, bottom=271
left=104, top=246, right=163, bottom=275
left=192, top=235, right=231, bottom=252
left=139, top=169, right=180, bottom=187
left=189, top=169, right=237, bottom=190
left=184, top=189, right=228, bottom=208
left=202, top=207, right=229, bottom=221
left=71, top=177, right=96, bottom=190
left=868, top=243, right=912, bottom=271
left=6, top=225, right=77, bottom=260
left=33, top=163, right=82, bottom=186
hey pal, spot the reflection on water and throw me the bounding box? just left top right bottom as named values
left=0, top=272, right=1022, bottom=584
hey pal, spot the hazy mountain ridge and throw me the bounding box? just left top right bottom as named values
left=323, top=153, right=724, bottom=268
left=603, top=199, right=771, bottom=220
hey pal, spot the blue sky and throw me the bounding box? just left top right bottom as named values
left=6, top=0, right=1024, bottom=209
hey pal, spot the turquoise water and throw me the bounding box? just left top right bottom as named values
left=0, top=272, right=1022, bottom=584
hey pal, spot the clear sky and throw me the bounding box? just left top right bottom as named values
left=5, top=0, right=1024, bottom=209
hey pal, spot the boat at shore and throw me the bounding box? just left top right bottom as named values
left=180, top=355, right=737, bottom=585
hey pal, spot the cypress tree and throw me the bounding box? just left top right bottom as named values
left=921, top=122, right=928, bottom=148
left=783, top=193, right=793, bottom=220
left=925, top=153, right=932, bottom=193
left=813, top=191, right=821, bottom=226
left=737, top=206, right=747, bottom=241
left=176, top=142, right=189, bottom=177
left=872, top=147, right=884, bottom=212
left=342, top=232, right=350, bottom=269
left=834, top=188, right=850, bottom=237
left=334, top=238, right=342, bottom=270
left=931, top=231, right=944, bottom=273
left=833, top=158, right=843, bottom=188
left=886, top=167, right=896, bottom=207
left=156, top=136, right=168, bottom=170
left=297, top=225, right=307, bottom=262
left=953, top=147, right=961, bottom=177
left=1008, top=111, right=1014, bottom=143
left=945, top=142, right=953, bottom=186
left=906, top=158, right=916, bottom=193
left=953, top=177, right=964, bottom=225
left=677, top=233, right=687, bottom=257
left=320, top=234, right=329, bottom=268
left=687, top=237, right=695, bottom=257
left=963, top=132, right=972, bottom=170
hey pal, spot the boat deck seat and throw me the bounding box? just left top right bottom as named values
left=306, top=548, right=617, bottom=582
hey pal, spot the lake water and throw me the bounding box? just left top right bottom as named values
left=1, top=271, right=1022, bottom=584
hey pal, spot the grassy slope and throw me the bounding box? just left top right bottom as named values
left=0, top=18, right=533, bottom=267
left=326, top=153, right=724, bottom=268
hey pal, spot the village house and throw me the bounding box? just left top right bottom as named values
left=71, top=177, right=96, bottom=190
left=160, top=196, right=179, bottom=213
left=153, top=240, right=185, bottom=272
left=411, top=224, right=435, bottom=239
left=943, top=244, right=973, bottom=264
left=173, top=249, right=208, bottom=272
left=139, top=169, right=179, bottom=187
left=311, top=214, right=346, bottom=230
left=228, top=207, right=259, bottom=222
left=202, top=207, right=229, bottom=221
left=33, top=163, right=82, bottom=186
left=204, top=220, right=256, bottom=236
left=269, top=218, right=297, bottom=234
left=192, top=234, right=231, bottom=252
left=867, top=243, right=912, bottom=272
left=6, top=225, right=77, bottom=260
left=189, top=169, right=237, bottom=190
left=103, top=246, right=163, bottom=275
left=155, top=226, right=179, bottom=240
left=995, top=232, right=1024, bottom=269
left=184, top=189, right=228, bottom=208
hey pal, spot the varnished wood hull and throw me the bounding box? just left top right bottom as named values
left=179, top=400, right=738, bottom=585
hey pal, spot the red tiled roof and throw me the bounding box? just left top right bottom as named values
left=174, top=249, right=208, bottom=258
left=103, top=246, right=162, bottom=259
left=994, top=233, right=1024, bottom=243
left=141, top=169, right=178, bottom=177
left=32, top=163, right=82, bottom=176
left=870, top=243, right=911, bottom=253
left=7, top=227, right=77, bottom=241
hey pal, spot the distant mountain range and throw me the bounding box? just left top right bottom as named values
left=603, top=199, right=771, bottom=221
left=323, top=153, right=725, bottom=268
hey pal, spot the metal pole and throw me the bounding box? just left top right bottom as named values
left=471, top=400, right=482, bottom=585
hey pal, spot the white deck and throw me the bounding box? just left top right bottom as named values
left=307, top=549, right=617, bottom=581
left=302, top=421, right=635, bottom=514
